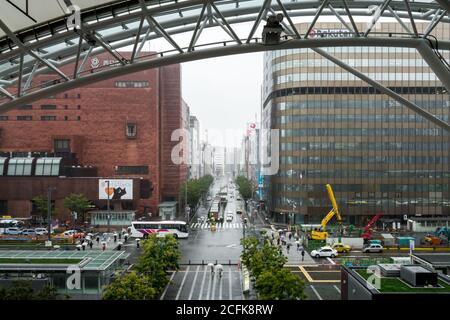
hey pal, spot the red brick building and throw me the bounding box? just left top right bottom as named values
left=0, top=52, right=189, bottom=221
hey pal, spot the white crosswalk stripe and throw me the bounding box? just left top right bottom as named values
left=191, top=222, right=243, bottom=230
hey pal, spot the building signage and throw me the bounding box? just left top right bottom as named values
left=91, top=57, right=118, bottom=69
left=309, top=29, right=352, bottom=38
left=99, top=179, right=133, bottom=200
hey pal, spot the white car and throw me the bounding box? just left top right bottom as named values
left=226, top=214, right=233, bottom=222
left=22, top=229, right=37, bottom=236
left=4, top=227, right=22, bottom=235
left=34, top=228, right=48, bottom=235
left=64, top=230, right=77, bottom=237
left=363, top=244, right=384, bottom=253
left=311, top=246, right=338, bottom=258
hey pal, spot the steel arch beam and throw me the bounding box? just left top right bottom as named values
left=416, top=40, right=450, bottom=94
left=0, top=37, right=433, bottom=109
left=1, top=0, right=450, bottom=111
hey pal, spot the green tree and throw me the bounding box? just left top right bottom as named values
left=256, top=269, right=307, bottom=300
left=240, top=236, right=306, bottom=300
left=180, top=174, right=214, bottom=210
left=134, top=234, right=181, bottom=293
left=34, top=285, right=59, bottom=300
left=241, top=236, right=286, bottom=279
left=103, top=272, right=157, bottom=300
left=3, top=281, right=34, bottom=300
left=235, top=176, right=255, bottom=201
left=63, top=193, right=92, bottom=224
left=32, top=195, right=57, bottom=222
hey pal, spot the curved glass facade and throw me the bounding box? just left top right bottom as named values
left=262, top=22, right=450, bottom=225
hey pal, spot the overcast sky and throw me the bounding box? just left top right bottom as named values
left=181, top=53, right=263, bottom=147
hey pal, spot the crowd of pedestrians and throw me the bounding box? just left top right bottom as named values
left=271, top=229, right=306, bottom=261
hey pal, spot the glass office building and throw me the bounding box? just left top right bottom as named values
left=262, top=23, right=450, bottom=226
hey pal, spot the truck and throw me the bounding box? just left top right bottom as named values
left=209, top=199, right=221, bottom=221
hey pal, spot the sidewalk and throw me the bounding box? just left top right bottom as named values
left=281, top=243, right=316, bottom=265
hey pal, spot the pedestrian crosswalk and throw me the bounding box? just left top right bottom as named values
left=190, top=222, right=243, bottom=229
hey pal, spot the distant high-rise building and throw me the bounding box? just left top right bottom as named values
left=189, top=116, right=201, bottom=179
left=213, top=146, right=225, bottom=176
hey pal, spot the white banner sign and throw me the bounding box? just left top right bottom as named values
left=99, top=179, right=133, bottom=200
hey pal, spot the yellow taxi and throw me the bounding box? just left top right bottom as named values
left=331, top=243, right=352, bottom=253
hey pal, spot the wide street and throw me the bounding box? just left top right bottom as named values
left=159, top=175, right=343, bottom=300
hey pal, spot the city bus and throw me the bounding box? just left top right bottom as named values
left=0, top=219, right=21, bottom=234
left=128, top=221, right=189, bottom=239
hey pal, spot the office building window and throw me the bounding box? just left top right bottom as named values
left=54, top=139, right=70, bottom=152
left=77, top=116, right=81, bottom=121
left=17, top=115, right=32, bottom=121
left=0, top=116, right=8, bottom=121
left=0, top=157, right=6, bottom=175
left=126, top=123, right=137, bottom=138
left=77, top=105, right=81, bottom=109
left=18, top=105, right=32, bottom=110
left=115, top=81, right=149, bottom=88
left=116, top=166, right=149, bottom=174
left=64, top=116, right=68, bottom=121
left=35, top=157, right=61, bottom=176
left=41, top=115, right=57, bottom=121
left=41, top=104, right=57, bottom=110
left=7, top=158, right=33, bottom=176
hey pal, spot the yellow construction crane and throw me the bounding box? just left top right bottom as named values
left=311, top=184, right=343, bottom=240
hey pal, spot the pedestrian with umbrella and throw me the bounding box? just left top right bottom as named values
left=207, top=262, right=215, bottom=275
left=301, top=248, right=305, bottom=261
left=216, top=264, right=224, bottom=278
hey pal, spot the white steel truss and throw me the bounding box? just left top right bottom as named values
left=0, top=0, right=449, bottom=130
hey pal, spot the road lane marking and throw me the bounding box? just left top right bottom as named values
left=198, top=266, right=207, bottom=300
left=299, top=266, right=314, bottom=282
left=327, top=258, right=336, bottom=265
left=229, top=267, right=232, bottom=299
left=219, top=274, right=223, bottom=300
left=211, top=271, right=217, bottom=300
left=175, top=266, right=190, bottom=300
left=160, top=271, right=176, bottom=300
left=310, top=285, right=323, bottom=300
left=333, top=285, right=341, bottom=294
left=206, top=271, right=213, bottom=300
left=188, top=265, right=200, bottom=300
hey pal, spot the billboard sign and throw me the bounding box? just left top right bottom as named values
left=99, top=179, right=133, bottom=200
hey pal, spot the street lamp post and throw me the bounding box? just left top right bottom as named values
left=106, top=180, right=111, bottom=233
left=47, top=187, right=56, bottom=242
